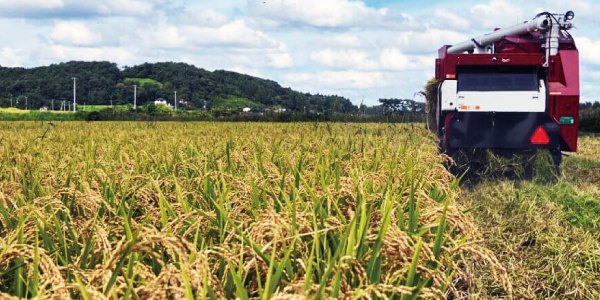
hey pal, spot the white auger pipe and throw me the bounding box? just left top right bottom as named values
left=447, top=17, right=550, bottom=54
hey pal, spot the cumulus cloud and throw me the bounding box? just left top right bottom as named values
left=0, top=0, right=162, bottom=18
left=545, top=0, right=599, bottom=21
left=248, top=0, right=416, bottom=29
left=177, top=44, right=293, bottom=72
left=138, top=18, right=287, bottom=55
left=143, top=25, right=186, bottom=49
left=432, top=9, right=470, bottom=31
left=0, top=0, right=64, bottom=10
left=379, top=48, right=430, bottom=71
left=581, top=82, right=600, bottom=99
left=268, top=52, right=294, bottom=69
left=310, top=49, right=379, bottom=71
left=180, top=20, right=279, bottom=48
left=576, top=37, right=600, bottom=65
left=393, top=29, right=469, bottom=54
left=470, top=0, right=524, bottom=29
left=327, top=33, right=369, bottom=48
left=283, top=71, right=388, bottom=89
left=51, top=21, right=101, bottom=46
left=0, top=47, right=28, bottom=67
left=171, top=9, right=229, bottom=27
left=309, top=47, right=431, bottom=72
left=39, top=45, right=137, bottom=66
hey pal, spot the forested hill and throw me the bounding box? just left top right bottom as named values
left=0, top=61, right=356, bottom=112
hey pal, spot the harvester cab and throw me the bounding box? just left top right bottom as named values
left=432, top=11, right=579, bottom=166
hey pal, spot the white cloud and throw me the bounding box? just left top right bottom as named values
left=581, top=82, right=600, bottom=100
left=178, top=43, right=293, bottom=72
left=284, top=71, right=388, bottom=89
left=379, top=48, right=430, bottom=71
left=248, top=0, right=415, bottom=29
left=576, top=37, right=600, bottom=65
left=173, top=9, right=229, bottom=27
left=0, top=0, right=64, bottom=9
left=139, top=19, right=286, bottom=57
left=329, top=34, right=368, bottom=48
left=393, top=29, right=468, bottom=54
left=97, top=0, right=158, bottom=17
left=144, top=26, right=186, bottom=49
left=0, top=0, right=161, bottom=18
left=432, top=9, right=470, bottom=31
left=181, top=20, right=279, bottom=48
left=586, top=70, right=600, bottom=80
left=544, top=0, right=598, bottom=21
left=51, top=21, right=101, bottom=46
left=268, top=52, right=294, bottom=69
left=309, top=47, right=431, bottom=72
left=0, top=47, right=27, bottom=67
left=310, top=49, right=379, bottom=71
left=470, top=0, right=524, bottom=29
left=40, top=45, right=136, bottom=66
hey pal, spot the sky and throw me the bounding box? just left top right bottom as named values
left=0, top=0, right=599, bottom=106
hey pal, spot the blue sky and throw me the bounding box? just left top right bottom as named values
left=0, top=0, right=599, bottom=105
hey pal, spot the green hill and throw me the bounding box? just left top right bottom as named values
left=0, top=61, right=356, bottom=113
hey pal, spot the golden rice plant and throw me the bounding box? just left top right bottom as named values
left=0, top=121, right=511, bottom=299
left=425, top=78, right=441, bottom=133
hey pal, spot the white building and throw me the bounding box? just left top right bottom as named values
left=154, top=99, right=172, bottom=107
left=243, top=107, right=252, bottom=113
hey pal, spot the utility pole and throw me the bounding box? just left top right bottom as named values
left=133, top=85, right=137, bottom=109
left=174, top=91, right=177, bottom=110
left=9, top=94, right=12, bottom=107
left=73, top=77, right=77, bottom=112
left=25, top=97, right=28, bottom=110
left=52, top=99, right=54, bottom=111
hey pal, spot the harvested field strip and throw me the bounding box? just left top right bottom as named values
left=461, top=148, right=600, bottom=299
left=0, top=122, right=511, bottom=299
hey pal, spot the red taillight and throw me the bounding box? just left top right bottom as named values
left=530, top=126, right=550, bottom=145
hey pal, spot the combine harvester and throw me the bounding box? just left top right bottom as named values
left=430, top=11, right=579, bottom=172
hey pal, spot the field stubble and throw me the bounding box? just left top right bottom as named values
left=459, top=135, right=600, bottom=299
left=0, top=122, right=514, bottom=299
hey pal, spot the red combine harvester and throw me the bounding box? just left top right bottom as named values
left=432, top=11, right=579, bottom=169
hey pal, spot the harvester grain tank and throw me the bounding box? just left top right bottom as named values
left=431, top=11, right=579, bottom=168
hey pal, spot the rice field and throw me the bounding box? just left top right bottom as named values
left=2, top=122, right=599, bottom=299
left=0, top=122, right=514, bottom=299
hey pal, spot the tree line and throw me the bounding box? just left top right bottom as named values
left=0, top=61, right=357, bottom=113
left=580, top=101, right=600, bottom=133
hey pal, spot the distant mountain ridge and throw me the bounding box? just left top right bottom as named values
left=0, top=61, right=357, bottom=112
